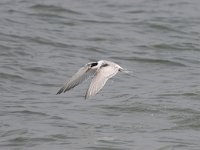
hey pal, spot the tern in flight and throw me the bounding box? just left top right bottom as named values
left=56, top=60, right=125, bottom=99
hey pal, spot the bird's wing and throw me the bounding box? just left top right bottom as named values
left=57, top=64, right=96, bottom=94
left=85, top=65, right=119, bottom=99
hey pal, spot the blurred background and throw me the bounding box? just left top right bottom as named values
left=0, top=0, right=200, bottom=150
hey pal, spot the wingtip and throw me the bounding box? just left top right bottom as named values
left=56, top=91, right=61, bottom=95
left=85, top=92, right=91, bottom=100
left=56, top=87, right=64, bottom=95
left=85, top=94, right=88, bottom=100
left=56, top=92, right=61, bottom=95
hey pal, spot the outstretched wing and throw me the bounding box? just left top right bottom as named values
left=57, top=64, right=96, bottom=94
left=85, top=65, right=119, bottom=99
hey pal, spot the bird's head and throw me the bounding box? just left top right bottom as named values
left=90, top=60, right=105, bottom=69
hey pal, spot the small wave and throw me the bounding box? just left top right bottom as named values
left=2, top=32, right=72, bottom=48
left=167, top=107, right=200, bottom=125
left=152, top=43, right=200, bottom=51
left=28, top=12, right=66, bottom=20
left=30, top=4, right=82, bottom=15
left=1, top=129, right=28, bottom=138
left=125, top=10, right=146, bottom=14
left=111, top=93, right=130, bottom=99
left=0, top=32, right=56, bottom=47
left=22, top=66, right=51, bottom=73
left=134, top=58, right=186, bottom=67
left=50, top=134, right=69, bottom=139
left=98, top=103, right=160, bottom=114
left=10, top=110, right=48, bottom=116
left=80, top=19, right=129, bottom=25
left=85, top=47, right=107, bottom=54
left=111, top=56, right=186, bottom=67
left=0, top=72, right=25, bottom=81
left=0, top=44, right=12, bottom=51
left=158, top=92, right=199, bottom=97
left=147, top=23, right=179, bottom=32
left=5, top=136, right=55, bottom=146
left=86, top=37, right=107, bottom=42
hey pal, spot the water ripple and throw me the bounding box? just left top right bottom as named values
left=111, top=56, right=186, bottom=67
left=1, top=0, right=200, bottom=149
left=30, top=4, right=83, bottom=15
left=10, top=110, right=49, bottom=117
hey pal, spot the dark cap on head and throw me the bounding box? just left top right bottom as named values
left=91, top=62, right=98, bottom=67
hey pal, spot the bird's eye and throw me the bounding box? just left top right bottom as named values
left=91, top=62, right=98, bottom=67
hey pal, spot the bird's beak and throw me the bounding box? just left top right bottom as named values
left=119, top=68, right=123, bottom=72
left=120, top=68, right=132, bottom=75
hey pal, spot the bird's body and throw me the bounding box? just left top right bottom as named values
left=56, top=60, right=123, bottom=99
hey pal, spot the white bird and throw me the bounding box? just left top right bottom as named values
left=56, top=60, right=124, bottom=99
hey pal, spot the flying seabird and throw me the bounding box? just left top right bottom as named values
left=56, top=60, right=125, bottom=99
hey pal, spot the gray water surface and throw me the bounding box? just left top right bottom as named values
left=1, top=0, right=200, bottom=150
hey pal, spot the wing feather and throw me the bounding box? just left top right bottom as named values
left=85, top=65, right=119, bottom=99
left=57, top=65, right=96, bottom=94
